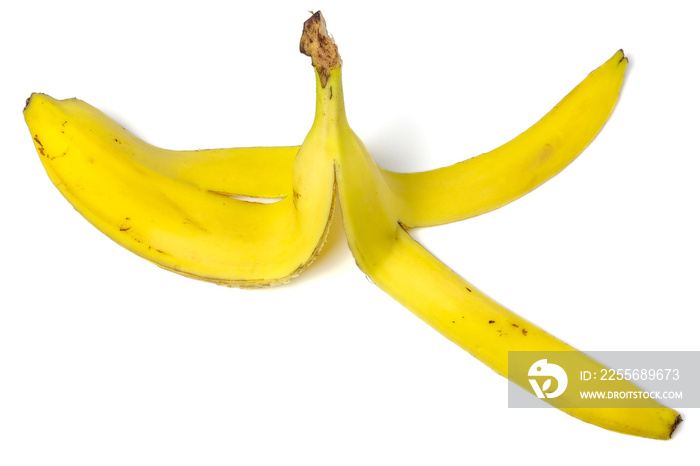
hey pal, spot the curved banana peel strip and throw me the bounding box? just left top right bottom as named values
left=24, top=11, right=680, bottom=439
left=327, top=67, right=679, bottom=440
left=384, top=49, right=628, bottom=226
left=24, top=94, right=335, bottom=287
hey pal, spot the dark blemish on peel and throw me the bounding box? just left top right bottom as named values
left=33, top=135, right=56, bottom=159
left=522, top=329, right=528, bottom=336
left=329, top=86, right=333, bottom=100
left=120, top=217, right=132, bottom=231
left=465, top=286, right=472, bottom=292
left=147, top=245, right=168, bottom=255
left=512, top=324, right=519, bottom=328
left=488, top=320, right=495, bottom=324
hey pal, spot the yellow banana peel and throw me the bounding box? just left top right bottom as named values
left=24, top=11, right=681, bottom=439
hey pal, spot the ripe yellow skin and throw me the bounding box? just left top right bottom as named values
left=325, top=64, right=680, bottom=440
left=24, top=94, right=335, bottom=287
left=25, top=45, right=680, bottom=438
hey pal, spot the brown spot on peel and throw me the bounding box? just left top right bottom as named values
left=33, top=134, right=64, bottom=160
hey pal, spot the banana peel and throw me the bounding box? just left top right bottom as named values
left=24, top=11, right=681, bottom=439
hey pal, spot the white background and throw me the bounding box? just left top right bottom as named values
left=2, top=0, right=698, bottom=464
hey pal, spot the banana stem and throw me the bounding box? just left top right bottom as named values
left=300, top=11, right=342, bottom=88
